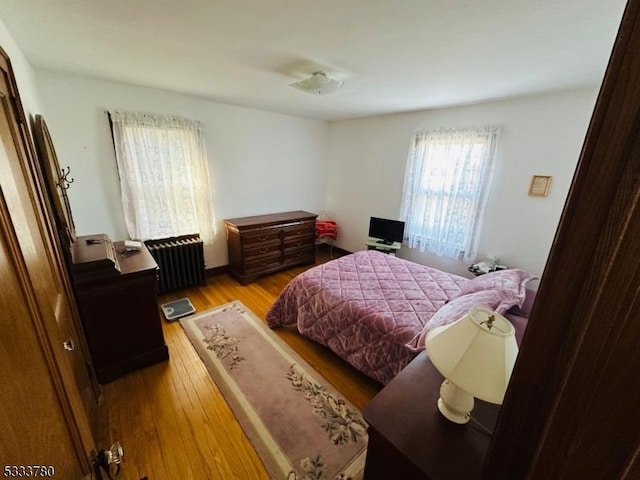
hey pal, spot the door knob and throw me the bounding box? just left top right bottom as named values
left=94, top=441, right=124, bottom=478
left=63, top=340, right=75, bottom=351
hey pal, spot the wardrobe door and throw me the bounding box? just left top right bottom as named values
left=0, top=49, right=96, bottom=476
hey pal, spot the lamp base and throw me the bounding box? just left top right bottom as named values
left=437, top=379, right=474, bottom=424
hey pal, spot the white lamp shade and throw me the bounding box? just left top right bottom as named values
left=425, top=307, right=519, bottom=405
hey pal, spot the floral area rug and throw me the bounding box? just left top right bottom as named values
left=180, top=301, right=368, bottom=480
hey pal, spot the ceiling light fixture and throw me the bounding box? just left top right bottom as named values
left=289, top=71, right=343, bottom=95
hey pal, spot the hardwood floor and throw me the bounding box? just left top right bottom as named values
left=101, top=247, right=381, bottom=480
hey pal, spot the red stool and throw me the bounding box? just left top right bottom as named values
left=315, top=220, right=338, bottom=258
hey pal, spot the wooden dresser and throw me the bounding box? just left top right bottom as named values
left=362, top=351, right=499, bottom=480
left=224, top=210, right=317, bottom=284
left=71, top=234, right=169, bottom=383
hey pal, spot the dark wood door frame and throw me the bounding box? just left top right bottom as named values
left=484, top=1, right=640, bottom=478
left=0, top=47, right=96, bottom=475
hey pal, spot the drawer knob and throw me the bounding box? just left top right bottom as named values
left=258, top=235, right=267, bottom=241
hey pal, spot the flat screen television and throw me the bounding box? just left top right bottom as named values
left=368, top=217, right=405, bottom=245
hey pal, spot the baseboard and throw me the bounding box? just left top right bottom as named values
left=330, top=245, right=352, bottom=256
left=317, top=243, right=352, bottom=257
left=206, top=265, right=228, bottom=277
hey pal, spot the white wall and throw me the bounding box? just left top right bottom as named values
left=325, top=88, right=599, bottom=280
left=35, top=71, right=329, bottom=268
left=31, top=68, right=598, bottom=279
left=0, top=16, right=42, bottom=125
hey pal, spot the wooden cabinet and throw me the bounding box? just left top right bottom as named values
left=71, top=235, right=169, bottom=383
left=224, top=210, right=317, bottom=284
left=362, top=352, right=499, bottom=480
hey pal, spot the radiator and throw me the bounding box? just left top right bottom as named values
left=145, top=234, right=205, bottom=293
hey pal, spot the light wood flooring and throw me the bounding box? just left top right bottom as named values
left=100, top=248, right=381, bottom=480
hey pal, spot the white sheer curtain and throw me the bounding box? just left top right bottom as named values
left=400, top=126, right=500, bottom=260
left=110, top=110, right=216, bottom=243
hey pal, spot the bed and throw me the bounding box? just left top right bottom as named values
left=266, top=250, right=536, bottom=385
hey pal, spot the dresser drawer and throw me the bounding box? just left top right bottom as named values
left=283, top=234, right=314, bottom=249
left=245, top=254, right=282, bottom=274
left=242, top=228, right=282, bottom=248
left=283, top=245, right=315, bottom=265
left=244, top=242, right=281, bottom=260
left=283, top=221, right=315, bottom=238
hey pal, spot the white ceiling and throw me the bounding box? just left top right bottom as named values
left=0, top=0, right=627, bottom=121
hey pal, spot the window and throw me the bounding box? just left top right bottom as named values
left=110, top=110, right=216, bottom=243
left=400, top=126, right=499, bottom=260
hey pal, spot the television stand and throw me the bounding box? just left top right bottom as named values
left=366, top=237, right=401, bottom=254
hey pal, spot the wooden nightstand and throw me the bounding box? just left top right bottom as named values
left=362, top=351, right=499, bottom=480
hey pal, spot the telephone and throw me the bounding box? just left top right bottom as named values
left=471, top=261, right=493, bottom=274
left=469, top=259, right=508, bottom=275
left=123, top=240, right=142, bottom=251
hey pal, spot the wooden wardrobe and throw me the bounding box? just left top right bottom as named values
left=0, top=48, right=99, bottom=477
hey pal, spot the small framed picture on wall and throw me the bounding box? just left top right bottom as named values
left=529, top=175, right=552, bottom=197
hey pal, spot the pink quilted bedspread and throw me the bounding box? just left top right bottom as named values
left=266, top=250, right=467, bottom=385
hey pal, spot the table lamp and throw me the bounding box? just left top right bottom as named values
left=425, top=307, right=519, bottom=424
